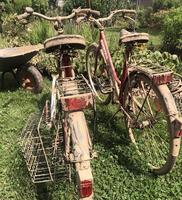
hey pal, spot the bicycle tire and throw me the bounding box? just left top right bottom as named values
left=66, top=111, right=93, bottom=199
left=86, top=43, right=112, bottom=105
left=123, top=72, right=181, bottom=175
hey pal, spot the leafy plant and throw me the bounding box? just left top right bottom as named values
left=162, top=7, right=182, bottom=57
left=1, top=13, right=28, bottom=46
left=130, top=48, right=181, bottom=75
left=2, top=0, right=48, bottom=14
left=153, top=0, right=181, bottom=12
left=63, top=0, right=134, bottom=16
left=27, top=20, right=55, bottom=44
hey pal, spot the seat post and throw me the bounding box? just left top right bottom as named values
left=125, top=43, right=134, bottom=64
left=120, top=43, right=134, bottom=88
left=59, top=51, right=75, bottom=79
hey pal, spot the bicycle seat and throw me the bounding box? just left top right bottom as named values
left=44, top=35, right=86, bottom=53
left=119, top=29, right=149, bottom=45
left=0, top=44, right=43, bottom=71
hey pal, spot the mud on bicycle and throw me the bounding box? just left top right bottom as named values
left=85, top=9, right=182, bottom=175
left=19, top=7, right=100, bottom=200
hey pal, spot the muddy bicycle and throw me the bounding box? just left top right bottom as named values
left=18, top=7, right=100, bottom=199
left=85, top=10, right=182, bottom=175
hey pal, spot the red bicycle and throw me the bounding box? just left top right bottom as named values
left=86, top=10, right=182, bottom=175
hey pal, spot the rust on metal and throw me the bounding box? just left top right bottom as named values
left=130, top=65, right=173, bottom=85
left=152, top=72, right=173, bottom=85
left=173, top=116, right=182, bottom=137
left=61, top=93, right=93, bottom=111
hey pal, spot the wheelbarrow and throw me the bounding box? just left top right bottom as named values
left=0, top=44, right=43, bottom=93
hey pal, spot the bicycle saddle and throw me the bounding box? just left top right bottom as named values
left=119, top=29, right=149, bottom=45
left=44, top=35, right=86, bottom=53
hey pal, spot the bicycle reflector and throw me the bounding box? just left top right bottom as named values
left=174, top=117, right=182, bottom=137
left=79, top=180, right=93, bottom=198
left=77, top=163, right=93, bottom=198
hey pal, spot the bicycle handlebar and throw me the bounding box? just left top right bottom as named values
left=89, top=9, right=136, bottom=29
left=17, top=7, right=100, bottom=22
left=72, top=8, right=100, bottom=17
left=98, top=9, right=136, bottom=22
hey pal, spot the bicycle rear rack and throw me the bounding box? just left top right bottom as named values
left=131, top=64, right=173, bottom=85
left=21, top=109, right=67, bottom=184
left=58, top=75, right=94, bottom=111
left=132, top=65, right=182, bottom=115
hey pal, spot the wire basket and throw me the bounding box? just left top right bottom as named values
left=21, top=105, right=68, bottom=184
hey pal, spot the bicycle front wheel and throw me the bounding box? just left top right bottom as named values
left=123, top=72, right=181, bottom=175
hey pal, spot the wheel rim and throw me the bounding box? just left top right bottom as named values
left=87, top=48, right=112, bottom=103
left=20, top=73, right=35, bottom=91
left=124, top=74, right=171, bottom=171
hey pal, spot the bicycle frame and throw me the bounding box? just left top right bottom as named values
left=50, top=49, right=94, bottom=199
left=98, top=30, right=130, bottom=101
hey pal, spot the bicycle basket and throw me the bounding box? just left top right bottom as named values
left=21, top=106, right=67, bottom=183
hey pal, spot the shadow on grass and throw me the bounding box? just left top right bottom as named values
left=6, top=146, right=52, bottom=200
left=0, top=72, right=19, bottom=92
left=37, top=92, right=50, bottom=111
left=36, top=183, right=52, bottom=200
left=90, top=104, right=155, bottom=177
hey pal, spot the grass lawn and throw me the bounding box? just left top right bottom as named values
left=0, top=77, right=182, bottom=200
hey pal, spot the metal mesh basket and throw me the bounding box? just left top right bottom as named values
left=21, top=105, right=68, bottom=183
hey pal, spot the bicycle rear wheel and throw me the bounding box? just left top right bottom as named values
left=123, top=72, right=181, bottom=175
left=86, top=43, right=112, bottom=104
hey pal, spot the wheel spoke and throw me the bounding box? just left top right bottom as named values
left=124, top=74, right=173, bottom=174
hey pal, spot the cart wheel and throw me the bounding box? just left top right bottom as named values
left=17, top=65, right=43, bottom=93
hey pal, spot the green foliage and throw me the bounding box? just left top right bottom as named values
left=63, top=0, right=85, bottom=14
left=63, top=0, right=133, bottom=16
left=13, top=0, right=32, bottom=13
left=153, top=0, right=181, bottom=12
left=1, top=13, right=28, bottom=46
left=27, top=20, right=55, bottom=44
left=31, top=0, right=48, bottom=13
left=137, top=7, right=153, bottom=28
left=3, top=0, right=48, bottom=14
left=0, top=82, right=182, bottom=200
left=64, top=22, right=99, bottom=45
left=32, top=52, right=57, bottom=74
left=131, top=48, right=181, bottom=75
left=162, top=7, right=182, bottom=56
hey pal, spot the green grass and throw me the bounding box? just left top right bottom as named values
left=0, top=36, right=8, bottom=48
left=138, top=28, right=163, bottom=49
left=0, top=77, right=182, bottom=200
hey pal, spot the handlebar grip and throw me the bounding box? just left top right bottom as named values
left=16, top=12, right=30, bottom=20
